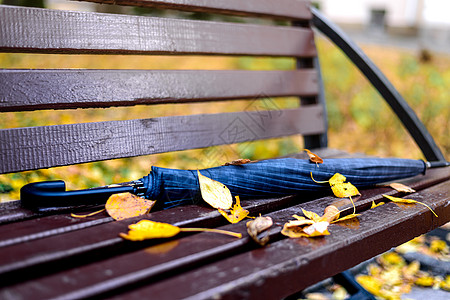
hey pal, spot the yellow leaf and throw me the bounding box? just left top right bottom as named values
left=120, top=220, right=242, bottom=241
left=302, top=221, right=330, bottom=237
left=218, top=196, right=249, bottom=224
left=388, top=182, right=416, bottom=193
left=246, top=215, right=273, bottom=246
left=302, top=208, right=321, bottom=222
left=281, top=223, right=309, bottom=238
left=371, top=201, right=384, bottom=209
left=415, top=274, right=435, bottom=287
left=120, top=220, right=181, bottom=241
left=430, top=239, right=448, bottom=254
left=197, top=170, right=233, bottom=209
left=331, top=182, right=360, bottom=198
left=382, top=194, right=438, bottom=217
left=379, top=252, right=405, bottom=267
left=329, top=173, right=347, bottom=186
left=331, top=213, right=360, bottom=223
left=284, top=218, right=315, bottom=228
left=71, top=208, right=105, bottom=218
left=356, top=275, right=383, bottom=296
left=105, top=193, right=156, bottom=221
left=440, top=275, right=450, bottom=291
left=304, top=149, right=323, bottom=164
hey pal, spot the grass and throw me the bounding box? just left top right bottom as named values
left=0, top=37, right=449, bottom=202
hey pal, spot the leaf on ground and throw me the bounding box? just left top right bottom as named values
left=197, top=170, right=232, bottom=209
left=304, top=149, right=323, bottom=164
left=382, top=194, right=438, bottom=217
left=223, top=158, right=254, bottom=166
left=387, top=182, right=416, bottom=193
left=120, top=220, right=242, bottom=241
left=218, top=196, right=249, bottom=224
left=105, top=193, right=156, bottom=221
left=246, top=215, right=273, bottom=246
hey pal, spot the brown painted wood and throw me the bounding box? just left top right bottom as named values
left=0, top=69, right=318, bottom=112
left=0, top=167, right=447, bottom=298
left=111, top=180, right=450, bottom=300
left=78, top=0, right=312, bottom=21
left=0, top=6, right=316, bottom=57
left=0, top=106, right=325, bottom=174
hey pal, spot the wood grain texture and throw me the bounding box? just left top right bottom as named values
left=0, top=69, right=319, bottom=111
left=0, top=105, right=325, bottom=173
left=115, top=180, right=450, bottom=300
left=0, top=5, right=316, bottom=56
left=77, top=0, right=312, bottom=21
left=0, top=168, right=447, bottom=299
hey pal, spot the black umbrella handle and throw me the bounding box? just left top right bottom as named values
left=20, top=180, right=145, bottom=213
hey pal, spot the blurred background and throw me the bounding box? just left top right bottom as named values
left=0, top=0, right=449, bottom=202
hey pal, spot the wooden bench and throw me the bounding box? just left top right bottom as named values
left=0, top=1, right=449, bottom=299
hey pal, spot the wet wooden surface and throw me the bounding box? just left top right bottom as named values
left=1, top=2, right=448, bottom=299
left=0, top=70, right=318, bottom=112
left=0, top=166, right=448, bottom=299
left=0, top=106, right=325, bottom=173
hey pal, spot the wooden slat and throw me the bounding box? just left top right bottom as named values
left=0, top=106, right=325, bottom=173
left=0, top=168, right=448, bottom=299
left=0, top=5, right=316, bottom=56
left=77, top=0, right=312, bottom=21
left=0, top=69, right=319, bottom=112
left=115, top=180, right=450, bottom=299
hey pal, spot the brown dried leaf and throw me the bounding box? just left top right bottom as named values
left=387, top=182, right=416, bottom=193
left=246, top=216, right=273, bottom=246
left=304, top=149, right=323, bottom=164
left=223, top=158, right=254, bottom=166
left=106, top=193, right=156, bottom=221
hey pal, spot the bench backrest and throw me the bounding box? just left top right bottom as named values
left=0, top=0, right=328, bottom=177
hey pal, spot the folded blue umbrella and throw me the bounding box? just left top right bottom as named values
left=21, top=157, right=427, bottom=212
left=141, top=157, right=426, bottom=209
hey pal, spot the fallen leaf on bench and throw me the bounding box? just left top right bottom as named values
left=246, top=215, right=273, bottom=246
left=71, top=208, right=106, bottom=218
left=371, top=201, right=385, bottom=209
left=218, top=196, right=249, bottom=224
left=302, top=208, right=321, bottom=222
left=304, top=149, right=323, bottom=164
left=106, top=192, right=156, bottom=221
left=382, top=194, right=438, bottom=217
left=120, top=220, right=242, bottom=241
left=311, top=172, right=360, bottom=199
left=282, top=210, right=330, bottom=238
left=331, top=213, right=361, bottom=223
left=120, top=220, right=180, bottom=241
left=386, top=182, right=416, bottom=193
left=198, top=170, right=233, bottom=209
left=223, top=158, right=253, bottom=166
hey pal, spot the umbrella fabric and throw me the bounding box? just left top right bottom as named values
left=140, top=158, right=426, bottom=209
